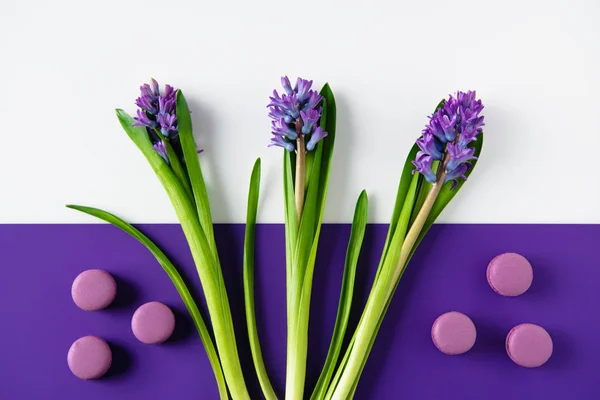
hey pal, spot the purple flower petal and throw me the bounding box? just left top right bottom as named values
left=271, top=118, right=298, bottom=140
left=412, top=152, right=437, bottom=183
left=306, top=126, right=327, bottom=151
left=300, top=108, right=321, bottom=135
left=269, top=135, right=295, bottom=152
left=444, top=163, right=470, bottom=189
left=267, top=76, right=325, bottom=152
left=417, top=131, right=443, bottom=160
left=157, top=113, right=177, bottom=137
left=281, top=76, right=294, bottom=95
left=295, top=78, right=313, bottom=103
left=133, top=109, right=157, bottom=128
left=153, top=140, right=169, bottom=163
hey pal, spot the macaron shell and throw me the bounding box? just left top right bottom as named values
left=506, top=323, right=553, bottom=368
left=431, top=311, right=477, bottom=355
left=68, top=336, right=112, bottom=380
left=131, top=301, right=176, bottom=344
left=71, top=269, right=117, bottom=311
left=487, top=253, right=533, bottom=297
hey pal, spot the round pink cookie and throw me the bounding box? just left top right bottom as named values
left=431, top=311, right=477, bottom=355
left=487, top=253, right=533, bottom=297
left=506, top=323, right=553, bottom=368
left=132, top=301, right=175, bottom=344
left=71, top=269, right=117, bottom=311
left=68, top=336, right=112, bottom=379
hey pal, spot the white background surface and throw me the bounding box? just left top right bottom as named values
left=1, top=0, right=599, bottom=223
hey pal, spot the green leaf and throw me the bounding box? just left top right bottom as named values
left=286, top=84, right=337, bottom=400
left=284, top=151, right=298, bottom=311
left=314, top=83, right=337, bottom=224
left=162, top=132, right=194, bottom=200
left=66, top=205, right=228, bottom=400
left=243, top=159, right=277, bottom=400
left=310, top=190, right=368, bottom=400
left=176, top=90, right=217, bottom=257
left=286, top=136, right=323, bottom=400
left=341, top=132, right=485, bottom=395
left=117, top=109, right=250, bottom=399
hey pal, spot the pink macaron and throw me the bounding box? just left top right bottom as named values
left=131, top=301, right=176, bottom=344
left=71, top=269, right=117, bottom=311
left=506, top=323, right=553, bottom=368
left=487, top=253, right=533, bottom=297
left=68, top=336, right=112, bottom=379
left=431, top=311, right=477, bottom=355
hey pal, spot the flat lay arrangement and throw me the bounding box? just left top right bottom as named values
left=2, top=2, right=598, bottom=399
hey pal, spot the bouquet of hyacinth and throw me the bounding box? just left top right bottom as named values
left=68, top=77, right=483, bottom=400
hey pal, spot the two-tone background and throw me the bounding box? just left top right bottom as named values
left=1, top=1, right=599, bottom=399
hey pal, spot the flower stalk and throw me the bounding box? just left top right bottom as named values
left=75, top=80, right=251, bottom=399
left=328, top=91, right=485, bottom=399
left=268, top=77, right=333, bottom=400
left=295, top=136, right=306, bottom=221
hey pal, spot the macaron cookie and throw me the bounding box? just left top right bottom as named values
left=506, top=323, right=553, bottom=368
left=68, top=336, right=112, bottom=379
left=131, top=301, right=176, bottom=344
left=487, top=253, right=533, bottom=297
left=71, top=269, right=117, bottom=311
left=431, top=311, right=477, bottom=355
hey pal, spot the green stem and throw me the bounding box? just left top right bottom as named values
left=153, top=128, right=193, bottom=200
left=295, top=136, right=306, bottom=222
left=66, top=205, right=229, bottom=400
left=244, top=159, right=278, bottom=400
left=330, top=179, right=444, bottom=400
left=156, top=165, right=250, bottom=400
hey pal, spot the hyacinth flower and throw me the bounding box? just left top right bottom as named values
left=268, top=76, right=329, bottom=219
left=236, top=77, right=367, bottom=400
left=68, top=79, right=255, bottom=400
left=325, top=91, right=485, bottom=399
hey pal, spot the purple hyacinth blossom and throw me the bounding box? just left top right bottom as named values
left=133, top=109, right=157, bottom=129
left=158, top=113, right=177, bottom=137
left=300, top=108, right=321, bottom=135
left=429, top=108, right=458, bottom=142
left=444, top=163, right=470, bottom=189
left=158, top=95, right=176, bottom=116
left=153, top=140, right=169, bottom=163
left=136, top=95, right=158, bottom=115
left=268, top=91, right=299, bottom=119
left=295, top=78, right=313, bottom=104
left=269, top=135, right=296, bottom=152
left=446, top=143, right=477, bottom=172
left=132, top=78, right=179, bottom=139
left=139, top=79, right=159, bottom=101
left=272, top=118, right=298, bottom=140
left=267, top=76, right=327, bottom=152
left=306, top=126, right=328, bottom=151
left=412, top=152, right=437, bottom=183
left=412, top=90, right=484, bottom=189
left=281, top=76, right=294, bottom=95
left=417, top=132, right=443, bottom=160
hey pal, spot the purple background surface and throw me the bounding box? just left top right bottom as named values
left=0, top=224, right=598, bottom=399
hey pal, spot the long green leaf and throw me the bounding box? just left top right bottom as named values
left=311, top=190, right=368, bottom=400
left=343, top=132, right=485, bottom=396
left=286, top=135, right=323, bottom=400
left=287, top=84, right=337, bottom=400
left=314, top=84, right=337, bottom=223
left=66, top=205, right=228, bottom=400
left=176, top=90, right=217, bottom=257
left=117, top=108, right=249, bottom=399
left=243, top=159, right=277, bottom=400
